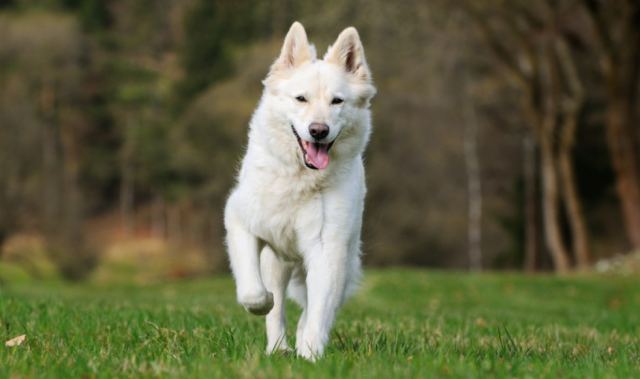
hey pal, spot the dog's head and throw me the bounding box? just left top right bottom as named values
left=263, top=22, right=376, bottom=170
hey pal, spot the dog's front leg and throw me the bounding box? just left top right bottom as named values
left=296, top=242, right=348, bottom=361
left=225, top=206, right=273, bottom=315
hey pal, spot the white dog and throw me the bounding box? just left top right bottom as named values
left=224, top=21, right=375, bottom=361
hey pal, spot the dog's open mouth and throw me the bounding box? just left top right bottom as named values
left=291, top=126, right=334, bottom=170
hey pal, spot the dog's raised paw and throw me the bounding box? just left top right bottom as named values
left=239, top=290, right=274, bottom=315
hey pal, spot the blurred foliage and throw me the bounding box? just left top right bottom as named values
left=0, top=0, right=638, bottom=280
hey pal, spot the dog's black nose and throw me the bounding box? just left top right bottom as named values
left=309, top=123, right=329, bottom=140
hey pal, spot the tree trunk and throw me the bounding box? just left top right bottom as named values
left=581, top=0, right=640, bottom=250
left=540, top=134, right=571, bottom=272
left=523, top=136, right=539, bottom=272
left=558, top=114, right=591, bottom=268
left=119, top=119, right=135, bottom=237
left=151, top=195, right=166, bottom=239
left=40, top=83, right=63, bottom=238
left=463, top=78, right=483, bottom=271
left=605, top=95, right=640, bottom=250
left=0, top=230, right=6, bottom=258
left=538, top=35, right=572, bottom=273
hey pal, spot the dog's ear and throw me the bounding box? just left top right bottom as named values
left=325, top=27, right=371, bottom=82
left=325, top=27, right=375, bottom=106
left=269, top=21, right=312, bottom=74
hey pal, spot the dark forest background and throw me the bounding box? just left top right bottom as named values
left=1, top=0, right=639, bottom=282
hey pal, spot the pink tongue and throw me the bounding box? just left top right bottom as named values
left=305, top=142, right=330, bottom=169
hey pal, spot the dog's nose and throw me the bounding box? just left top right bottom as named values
left=309, top=123, right=330, bottom=140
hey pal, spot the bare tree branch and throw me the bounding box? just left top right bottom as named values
left=554, top=37, right=584, bottom=109
left=580, top=0, right=616, bottom=64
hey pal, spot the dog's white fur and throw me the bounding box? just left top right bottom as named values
left=224, top=22, right=375, bottom=361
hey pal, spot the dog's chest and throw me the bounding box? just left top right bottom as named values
left=245, top=178, right=322, bottom=259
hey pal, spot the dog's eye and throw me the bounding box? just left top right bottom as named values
left=295, top=95, right=307, bottom=103
left=331, top=97, right=344, bottom=105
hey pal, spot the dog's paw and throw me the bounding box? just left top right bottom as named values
left=296, top=348, right=320, bottom=362
left=266, top=342, right=292, bottom=355
left=238, top=290, right=274, bottom=315
left=296, top=343, right=321, bottom=362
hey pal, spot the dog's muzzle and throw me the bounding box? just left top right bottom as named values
left=291, top=125, right=335, bottom=170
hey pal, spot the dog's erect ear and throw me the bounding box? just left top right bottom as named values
left=270, top=22, right=312, bottom=74
left=325, top=27, right=371, bottom=82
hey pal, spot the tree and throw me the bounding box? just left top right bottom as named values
left=580, top=0, right=640, bottom=251
left=0, top=13, right=96, bottom=279
left=470, top=1, right=592, bottom=271
left=178, top=0, right=271, bottom=104
left=463, top=70, right=483, bottom=271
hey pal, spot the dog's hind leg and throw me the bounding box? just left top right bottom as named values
left=287, top=267, right=308, bottom=349
left=261, top=246, right=293, bottom=353
left=225, top=205, right=273, bottom=315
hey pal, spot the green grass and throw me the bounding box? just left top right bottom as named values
left=1, top=269, right=640, bottom=378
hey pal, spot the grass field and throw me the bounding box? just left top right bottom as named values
left=1, top=269, right=639, bottom=378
